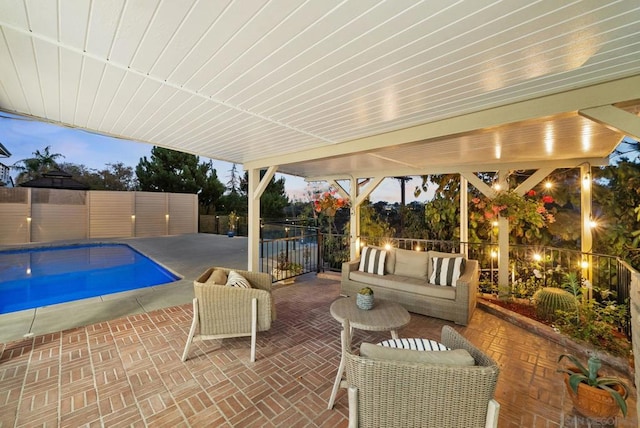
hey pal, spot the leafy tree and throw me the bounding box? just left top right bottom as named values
left=136, top=146, right=224, bottom=212
left=12, top=145, right=64, bottom=183
left=237, top=171, right=289, bottom=219
left=100, top=162, right=137, bottom=190
left=59, top=161, right=137, bottom=190
left=360, top=200, right=394, bottom=238
left=199, top=162, right=226, bottom=214
left=227, top=163, right=241, bottom=194
left=136, top=147, right=204, bottom=193
left=593, top=159, right=640, bottom=269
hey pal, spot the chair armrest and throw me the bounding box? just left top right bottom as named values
left=341, top=260, right=360, bottom=282
left=455, top=259, right=478, bottom=289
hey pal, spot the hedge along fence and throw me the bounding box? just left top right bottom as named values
left=0, top=187, right=197, bottom=244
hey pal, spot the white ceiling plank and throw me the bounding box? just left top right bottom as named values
left=200, top=0, right=328, bottom=96
left=5, top=29, right=45, bottom=117
left=76, top=58, right=107, bottom=127
left=0, top=80, right=12, bottom=110
left=108, top=79, right=163, bottom=135
left=128, top=0, right=195, bottom=74
left=86, top=65, right=127, bottom=130
left=99, top=72, right=146, bottom=133
left=149, top=0, right=231, bottom=80
left=148, top=99, right=223, bottom=143
left=0, top=0, right=28, bottom=30
left=25, top=0, right=58, bottom=39
left=33, top=39, right=60, bottom=120
left=108, top=0, right=160, bottom=66
left=198, top=0, right=300, bottom=93
left=0, top=28, right=28, bottom=112
left=59, top=0, right=91, bottom=50
left=58, top=49, right=83, bottom=124
left=169, top=0, right=269, bottom=87
left=86, top=0, right=126, bottom=59
left=214, top=0, right=342, bottom=101
left=126, top=86, right=188, bottom=137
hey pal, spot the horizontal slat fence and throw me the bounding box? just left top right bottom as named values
left=0, top=188, right=197, bottom=244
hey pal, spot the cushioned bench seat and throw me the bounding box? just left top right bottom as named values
left=341, top=246, right=479, bottom=325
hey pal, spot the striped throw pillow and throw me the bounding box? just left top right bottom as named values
left=358, top=247, right=387, bottom=275
left=226, top=270, right=251, bottom=288
left=429, top=257, right=465, bottom=286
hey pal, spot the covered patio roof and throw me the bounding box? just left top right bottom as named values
left=0, top=1, right=639, bottom=180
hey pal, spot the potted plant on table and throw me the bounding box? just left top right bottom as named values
left=557, top=354, right=629, bottom=418
left=356, top=287, right=374, bottom=310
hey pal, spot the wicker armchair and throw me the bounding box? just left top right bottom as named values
left=182, top=267, right=275, bottom=363
left=344, top=324, right=500, bottom=428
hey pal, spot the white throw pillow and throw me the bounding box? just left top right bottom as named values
left=226, top=270, right=251, bottom=288
left=358, top=247, right=386, bottom=275
left=429, top=257, right=465, bottom=286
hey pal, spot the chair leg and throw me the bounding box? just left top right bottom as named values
left=347, top=386, right=358, bottom=428
left=182, top=298, right=199, bottom=362
left=485, top=399, right=500, bottom=428
left=250, top=298, right=257, bottom=362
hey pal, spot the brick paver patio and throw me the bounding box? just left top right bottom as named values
left=1, top=275, right=636, bottom=427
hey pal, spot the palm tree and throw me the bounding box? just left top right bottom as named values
left=12, top=146, right=64, bottom=184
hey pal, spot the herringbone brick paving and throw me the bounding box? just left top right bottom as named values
left=0, top=276, right=636, bottom=427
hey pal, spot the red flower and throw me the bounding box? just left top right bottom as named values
left=542, top=195, right=554, bottom=204
left=527, top=190, right=536, bottom=197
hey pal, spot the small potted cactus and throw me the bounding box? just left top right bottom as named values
left=356, top=287, right=374, bottom=310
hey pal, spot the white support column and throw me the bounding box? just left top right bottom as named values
left=580, top=164, right=593, bottom=282
left=459, top=175, right=468, bottom=257
left=496, top=171, right=510, bottom=297
left=247, top=166, right=278, bottom=271
left=348, top=176, right=386, bottom=259
left=350, top=176, right=360, bottom=260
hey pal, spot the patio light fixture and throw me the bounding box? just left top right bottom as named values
left=533, top=253, right=542, bottom=262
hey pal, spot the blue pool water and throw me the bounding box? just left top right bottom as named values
left=0, top=244, right=179, bottom=314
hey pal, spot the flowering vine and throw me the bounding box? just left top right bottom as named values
left=471, top=189, right=555, bottom=230
left=312, top=189, right=349, bottom=217
left=311, top=188, right=349, bottom=233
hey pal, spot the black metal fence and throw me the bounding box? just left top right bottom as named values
left=261, top=231, right=635, bottom=338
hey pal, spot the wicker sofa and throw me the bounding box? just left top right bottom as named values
left=345, top=325, right=500, bottom=428
left=341, top=247, right=479, bottom=325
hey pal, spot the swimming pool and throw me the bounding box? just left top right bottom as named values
left=0, top=244, right=180, bottom=314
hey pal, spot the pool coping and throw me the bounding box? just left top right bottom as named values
left=0, top=234, right=250, bottom=343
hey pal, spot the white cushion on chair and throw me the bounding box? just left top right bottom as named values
left=360, top=342, right=475, bottom=366
left=226, top=270, right=251, bottom=288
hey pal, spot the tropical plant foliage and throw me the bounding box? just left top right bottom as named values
left=12, top=145, right=64, bottom=183
left=558, top=354, right=629, bottom=417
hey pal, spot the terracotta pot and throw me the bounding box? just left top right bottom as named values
left=563, top=370, right=625, bottom=418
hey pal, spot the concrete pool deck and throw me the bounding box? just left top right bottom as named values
left=0, top=234, right=250, bottom=343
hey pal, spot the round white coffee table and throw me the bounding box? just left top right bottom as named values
left=327, top=296, right=410, bottom=409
